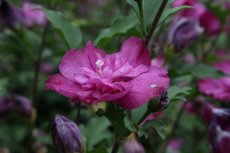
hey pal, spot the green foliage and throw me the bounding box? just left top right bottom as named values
left=168, top=86, right=191, bottom=103
left=45, top=9, right=83, bottom=49
left=80, top=117, right=111, bottom=151
left=139, top=120, right=166, bottom=139
left=157, top=5, right=193, bottom=26
left=179, top=63, right=225, bottom=78
left=0, top=78, right=8, bottom=96
left=95, top=15, right=138, bottom=47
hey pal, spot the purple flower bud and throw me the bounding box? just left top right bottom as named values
left=148, top=91, right=169, bottom=112
left=168, top=18, right=203, bottom=51
left=0, top=96, right=13, bottom=115
left=0, top=0, right=22, bottom=28
left=123, top=140, right=145, bottom=153
left=13, top=95, right=32, bottom=118
left=0, top=95, right=32, bottom=118
left=52, top=115, right=84, bottom=153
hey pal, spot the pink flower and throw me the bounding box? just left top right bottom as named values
left=214, top=61, right=230, bottom=75
left=198, top=78, right=230, bottom=102
left=198, top=60, right=230, bottom=102
left=173, top=0, right=220, bottom=36
left=21, top=3, right=47, bottom=27
left=46, top=37, right=170, bottom=110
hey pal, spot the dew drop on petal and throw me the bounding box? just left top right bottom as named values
left=150, top=84, right=157, bottom=88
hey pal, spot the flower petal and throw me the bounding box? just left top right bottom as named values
left=59, top=42, right=105, bottom=83
left=214, top=61, right=230, bottom=75
left=198, top=77, right=230, bottom=102
left=116, top=67, right=170, bottom=110
left=45, top=74, right=90, bottom=101
left=119, top=37, right=151, bottom=67
left=199, top=11, right=220, bottom=36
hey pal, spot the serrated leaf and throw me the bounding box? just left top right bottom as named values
left=45, top=9, right=82, bottom=49
left=80, top=117, right=110, bottom=151
left=127, top=0, right=140, bottom=18
left=124, top=116, right=137, bottom=132
left=131, top=103, right=148, bottom=123
left=95, top=15, right=138, bottom=47
left=168, top=86, right=191, bottom=103
left=157, top=5, right=193, bottom=26
left=105, top=108, right=131, bottom=138
left=139, top=120, right=166, bottom=139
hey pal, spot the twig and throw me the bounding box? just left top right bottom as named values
left=145, top=0, right=168, bottom=46
left=32, top=25, right=49, bottom=107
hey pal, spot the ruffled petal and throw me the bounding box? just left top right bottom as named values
left=214, top=61, right=230, bottom=75
left=45, top=74, right=90, bottom=101
left=119, top=37, right=151, bottom=67
left=198, top=77, right=230, bottom=102
left=59, top=42, right=105, bottom=83
left=116, top=67, right=170, bottom=110
left=199, top=11, right=220, bottom=36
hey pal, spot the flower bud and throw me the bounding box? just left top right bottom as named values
left=0, top=95, right=32, bottom=118
left=0, top=0, right=22, bottom=28
left=52, top=115, right=84, bottom=153
left=0, top=96, right=13, bottom=115
left=123, top=140, right=145, bottom=153
left=147, top=91, right=169, bottom=112
left=168, top=18, right=203, bottom=51
left=13, top=95, right=32, bottom=118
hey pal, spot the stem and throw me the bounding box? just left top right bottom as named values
left=145, top=0, right=168, bottom=46
left=32, top=25, right=49, bottom=107
left=76, top=103, right=81, bottom=123
left=111, top=140, right=120, bottom=153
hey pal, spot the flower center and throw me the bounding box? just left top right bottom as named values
left=95, top=59, right=104, bottom=75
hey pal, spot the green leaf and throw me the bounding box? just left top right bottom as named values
left=45, top=9, right=82, bottom=49
left=179, top=63, right=225, bottom=78
left=105, top=108, right=131, bottom=138
left=139, top=120, right=166, bottom=139
left=157, top=5, right=193, bottom=26
left=88, top=147, right=108, bottom=153
left=124, top=115, right=137, bottom=132
left=127, top=0, right=140, bottom=18
left=80, top=117, right=110, bottom=151
left=131, top=103, right=148, bottom=123
left=95, top=15, right=138, bottom=47
left=168, top=86, right=191, bottom=103
left=0, top=78, right=8, bottom=96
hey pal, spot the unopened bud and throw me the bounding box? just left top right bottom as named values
left=148, top=91, right=169, bottom=112
left=13, top=95, right=32, bottom=118
left=168, top=18, right=203, bottom=51
left=52, top=115, right=84, bottom=153
left=0, top=0, right=22, bottom=28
